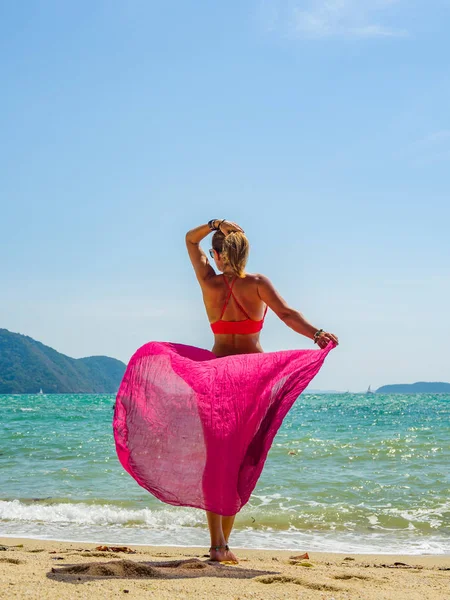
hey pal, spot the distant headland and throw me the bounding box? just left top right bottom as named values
left=376, top=382, right=450, bottom=394
left=0, top=329, right=126, bottom=394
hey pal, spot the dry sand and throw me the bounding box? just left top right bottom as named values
left=1, top=537, right=449, bottom=600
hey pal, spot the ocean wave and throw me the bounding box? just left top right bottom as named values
left=2, top=498, right=447, bottom=536
left=0, top=500, right=203, bottom=528
left=1, top=500, right=449, bottom=554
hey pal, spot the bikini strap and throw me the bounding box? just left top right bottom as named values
left=218, top=276, right=236, bottom=320
left=220, top=275, right=251, bottom=320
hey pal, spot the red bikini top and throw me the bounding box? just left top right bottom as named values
left=210, top=275, right=268, bottom=335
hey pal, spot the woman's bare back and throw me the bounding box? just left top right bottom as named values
left=202, top=273, right=266, bottom=357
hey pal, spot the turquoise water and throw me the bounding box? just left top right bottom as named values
left=1, top=393, right=449, bottom=554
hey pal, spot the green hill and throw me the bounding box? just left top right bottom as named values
left=376, top=382, right=450, bottom=394
left=0, top=329, right=126, bottom=394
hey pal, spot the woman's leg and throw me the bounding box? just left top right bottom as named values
left=222, top=514, right=236, bottom=543
left=206, top=510, right=225, bottom=547
left=206, top=511, right=238, bottom=563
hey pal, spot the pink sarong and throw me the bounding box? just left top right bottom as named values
left=113, top=341, right=335, bottom=516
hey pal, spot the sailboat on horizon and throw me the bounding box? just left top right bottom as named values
left=366, top=385, right=375, bottom=395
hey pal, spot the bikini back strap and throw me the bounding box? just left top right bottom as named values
left=218, top=280, right=235, bottom=320
left=220, top=275, right=251, bottom=320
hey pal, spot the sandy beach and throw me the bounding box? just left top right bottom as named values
left=1, top=538, right=449, bottom=600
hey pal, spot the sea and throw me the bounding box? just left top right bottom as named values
left=1, top=393, right=449, bottom=555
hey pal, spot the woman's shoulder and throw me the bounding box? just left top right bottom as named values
left=243, top=273, right=270, bottom=285
left=203, top=272, right=270, bottom=290
left=235, top=273, right=271, bottom=295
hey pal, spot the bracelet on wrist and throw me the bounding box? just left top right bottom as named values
left=208, top=219, right=222, bottom=231
left=208, top=219, right=226, bottom=232
left=313, top=329, right=324, bottom=344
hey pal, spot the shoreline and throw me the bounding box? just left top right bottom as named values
left=1, top=537, right=449, bottom=600
left=1, top=533, right=449, bottom=557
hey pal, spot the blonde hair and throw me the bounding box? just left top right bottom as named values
left=212, top=231, right=249, bottom=278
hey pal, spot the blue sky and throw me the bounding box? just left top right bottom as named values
left=1, top=1, right=449, bottom=391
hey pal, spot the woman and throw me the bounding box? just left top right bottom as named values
left=113, top=219, right=337, bottom=565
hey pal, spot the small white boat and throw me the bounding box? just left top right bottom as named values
left=366, top=385, right=374, bottom=395
left=38, top=388, right=44, bottom=395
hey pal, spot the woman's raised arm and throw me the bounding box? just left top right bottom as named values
left=185, top=220, right=244, bottom=283
left=185, top=222, right=217, bottom=283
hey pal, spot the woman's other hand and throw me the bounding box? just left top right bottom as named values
left=316, top=332, right=339, bottom=348
left=218, top=220, right=244, bottom=236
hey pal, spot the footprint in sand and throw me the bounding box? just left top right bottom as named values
left=52, top=560, right=164, bottom=579
left=51, top=558, right=213, bottom=580
left=334, top=574, right=371, bottom=581
left=255, top=574, right=343, bottom=592
left=0, top=558, right=24, bottom=565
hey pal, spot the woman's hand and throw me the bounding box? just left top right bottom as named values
left=218, top=220, right=244, bottom=236
left=315, top=331, right=339, bottom=349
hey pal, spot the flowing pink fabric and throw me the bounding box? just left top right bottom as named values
left=113, top=341, right=335, bottom=516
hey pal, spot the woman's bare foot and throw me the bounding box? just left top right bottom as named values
left=209, top=544, right=239, bottom=564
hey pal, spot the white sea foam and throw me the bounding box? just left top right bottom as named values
left=0, top=500, right=202, bottom=528
left=381, top=504, right=450, bottom=529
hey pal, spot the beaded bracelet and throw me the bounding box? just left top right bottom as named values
left=208, top=219, right=226, bottom=231
left=313, top=329, right=324, bottom=344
